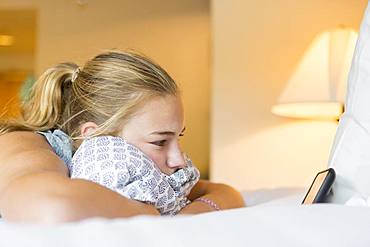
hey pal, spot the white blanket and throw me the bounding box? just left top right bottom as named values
left=1, top=191, right=370, bottom=247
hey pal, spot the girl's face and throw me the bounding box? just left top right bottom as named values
left=119, top=95, right=186, bottom=175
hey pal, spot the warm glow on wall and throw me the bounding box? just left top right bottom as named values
left=272, top=27, right=358, bottom=120
left=271, top=102, right=344, bottom=120
left=0, top=35, right=14, bottom=46
left=212, top=121, right=338, bottom=190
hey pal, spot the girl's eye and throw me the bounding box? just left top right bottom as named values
left=150, top=140, right=167, bottom=146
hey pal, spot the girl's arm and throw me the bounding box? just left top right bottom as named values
left=177, top=179, right=246, bottom=215
left=0, top=131, right=159, bottom=223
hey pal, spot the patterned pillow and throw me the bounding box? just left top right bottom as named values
left=70, top=136, right=200, bottom=215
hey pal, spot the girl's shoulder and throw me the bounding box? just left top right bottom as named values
left=0, top=130, right=52, bottom=151
left=0, top=131, right=69, bottom=194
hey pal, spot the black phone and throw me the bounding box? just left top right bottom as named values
left=302, top=168, right=336, bottom=204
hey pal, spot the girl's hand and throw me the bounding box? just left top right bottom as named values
left=177, top=180, right=245, bottom=215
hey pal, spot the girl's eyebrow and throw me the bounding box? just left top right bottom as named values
left=150, top=127, right=186, bottom=136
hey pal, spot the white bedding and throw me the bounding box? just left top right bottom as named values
left=1, top=190, right=370, bottom=247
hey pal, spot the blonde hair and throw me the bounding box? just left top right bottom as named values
left=0, top=51, right=178, bottom=148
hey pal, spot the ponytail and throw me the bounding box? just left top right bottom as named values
left=1, top=51, right=179, bottom=147
left=0, top=63, right=78, bottom=135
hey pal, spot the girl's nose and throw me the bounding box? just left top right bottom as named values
left=167, top=142, right=186, bottom=169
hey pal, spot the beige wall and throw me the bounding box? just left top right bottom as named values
left=0, top=0, right=210, bottom=177
left=0, top=8, right=36, bottom=118
left=211, top=0, right=368, bottom=190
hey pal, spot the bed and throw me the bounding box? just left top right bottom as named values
left=1, top=189, right=370, bottom=246
left=2, top=2, right=370, bottom=247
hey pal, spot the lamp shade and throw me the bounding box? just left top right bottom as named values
left=272, top=27, right=358, bottom=120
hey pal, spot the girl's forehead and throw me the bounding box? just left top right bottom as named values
left=125, top=95, right=184, bottom=133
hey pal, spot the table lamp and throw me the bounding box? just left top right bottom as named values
left=272, top=27, right=358, bottom=120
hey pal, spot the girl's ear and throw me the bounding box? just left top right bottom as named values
left=80, top=122, right=98, bottom=137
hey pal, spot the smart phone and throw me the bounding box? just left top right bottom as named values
left=302, top=168, right=336, bottom=204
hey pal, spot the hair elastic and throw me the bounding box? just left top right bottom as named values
left=194, top=197, right=221, bottom=211
left=71, top=67, right=81, bottom=83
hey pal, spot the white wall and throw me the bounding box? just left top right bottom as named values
left=211, top=0, right=368, bottom=190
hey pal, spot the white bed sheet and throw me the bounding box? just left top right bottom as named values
left=1, top=189, right=370, bottom=247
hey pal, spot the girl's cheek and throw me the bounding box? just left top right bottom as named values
left=139, top=144, right=169, bottom=173
left=141, top=146, right=163, bottom=165
left=149, top=152, right=165, bottom=167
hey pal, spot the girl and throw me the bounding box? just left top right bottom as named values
left=0, top=51, right=245, bottom=223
